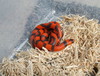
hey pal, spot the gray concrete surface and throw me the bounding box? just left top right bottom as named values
left=55, top=0, right=100, bottom=8
left=0, top=0, right=100, bottom=62
left=0, top=0, right=37, bottom=62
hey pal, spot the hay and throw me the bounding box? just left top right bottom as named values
left=0, top=15, right=100, bottom=76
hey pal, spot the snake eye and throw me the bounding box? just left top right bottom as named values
left=53, top=21, right=57, bottom=24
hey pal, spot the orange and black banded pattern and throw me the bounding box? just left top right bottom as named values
left=29, top=21, right=74, bottom=52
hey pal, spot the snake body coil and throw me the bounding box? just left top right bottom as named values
left=29, top=21, right=74, bottom=52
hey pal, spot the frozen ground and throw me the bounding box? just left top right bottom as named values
left=0, top=0, right=100, bottom=62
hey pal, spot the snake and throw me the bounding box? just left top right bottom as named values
left=29, top=21, right=74, bottom=52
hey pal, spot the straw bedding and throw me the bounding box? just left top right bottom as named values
left=0, top=15, right=100, bottom=76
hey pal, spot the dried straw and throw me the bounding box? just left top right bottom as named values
left=0, top=15, right=100, bottom=76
